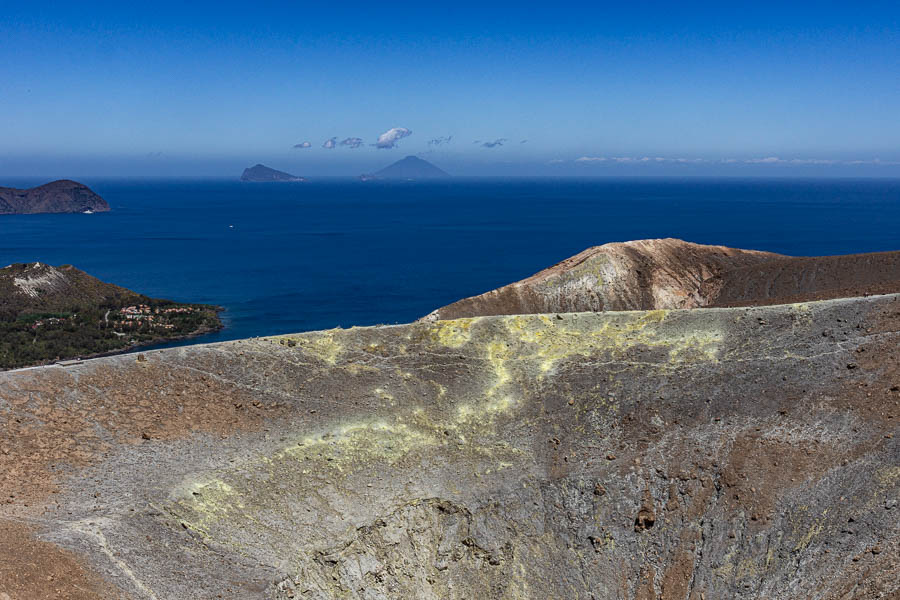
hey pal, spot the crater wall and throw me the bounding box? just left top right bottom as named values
left=1, top=295, right=898, bottom=598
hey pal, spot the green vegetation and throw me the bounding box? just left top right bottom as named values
left=0, top=299, right=221, bottom=369
left=0, top=263, right=222, bottom=369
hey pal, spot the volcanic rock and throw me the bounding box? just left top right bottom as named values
left=0, top=262, right=139, bottom=313
left=422, top=238, right=900, bottom=321
left=1, top=290, right=898, bottom=597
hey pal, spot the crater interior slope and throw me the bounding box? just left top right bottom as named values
left=1, top=293, right=898, bottom=598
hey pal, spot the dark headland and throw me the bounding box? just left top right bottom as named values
left=362, top=155, right=450, bottom=180
left=240, top=164, right=306, bottom=182
left=0, top=180, right=109, bottom=215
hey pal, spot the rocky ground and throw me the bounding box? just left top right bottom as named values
left=1, top=240, right=898, bottom=599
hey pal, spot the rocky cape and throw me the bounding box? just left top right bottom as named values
left=0, top=241, right=897, bottom=599
left=0, top=180, right=109, bottom=215
left=241, top=164, right=307, bottom=182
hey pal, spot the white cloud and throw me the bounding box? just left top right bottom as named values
left=572, top=155, right=899, bottom=166
left=577, top=155, right=709, bottom=164
left=340, top=137, right=364, bottom=149
left=428, top=136, right=453, bottom=146
left=322, top=137, right=337, bottom=149
left=790, top=158, right=837, bottom=165
left=375, top=127, right=412, bottom=149
left=293, top=141, right=311, bottom=149
left=844, top=159, right=900, bottom=165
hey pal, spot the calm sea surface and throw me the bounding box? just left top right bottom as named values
left=2, top=177, right=899, bottom=347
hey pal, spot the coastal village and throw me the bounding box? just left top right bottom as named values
left=114, top=303, right=200, bottom=330
left=30, top=304, right=207, bottom=332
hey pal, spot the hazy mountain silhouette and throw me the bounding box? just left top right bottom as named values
left=365, top=156, right=450, bottom=180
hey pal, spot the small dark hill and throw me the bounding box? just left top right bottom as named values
left=367, top=155, right=449, bottom=179
left=0, top=180, right=109, bottom=215
left=240, top=164, right=306, bottom=182
left=0, top=263, right=139, bottom=318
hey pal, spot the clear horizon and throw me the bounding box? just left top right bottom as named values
left=3, top=1, right=899, bottom=177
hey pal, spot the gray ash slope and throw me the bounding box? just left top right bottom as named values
left=0, top=242, right=898, bottom=599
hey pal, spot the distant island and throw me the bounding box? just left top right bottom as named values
left=0, top=262, right=222, bottom=369
left=361, top=155, right=450, bottom=180
left=240, top=164, right=307, bottom=182
left=0, top=180, right=109, bottom=215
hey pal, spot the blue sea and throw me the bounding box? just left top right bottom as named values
left=2, top=177, right=899, bottom=348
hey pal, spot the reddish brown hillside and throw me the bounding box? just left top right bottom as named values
left=423, top=238, right=900, bottom=320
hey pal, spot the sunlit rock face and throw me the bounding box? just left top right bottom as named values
left=422, top=239, right=783, bottom=320
left=1, top=294, right=898, bottom=598
left=422, top=239, right=900, bottom=321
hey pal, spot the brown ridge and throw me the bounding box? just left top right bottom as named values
left=423, top=238, right=900, bottom=320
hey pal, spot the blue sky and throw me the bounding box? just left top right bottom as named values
left=2, top=1, right=899, bottom=176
